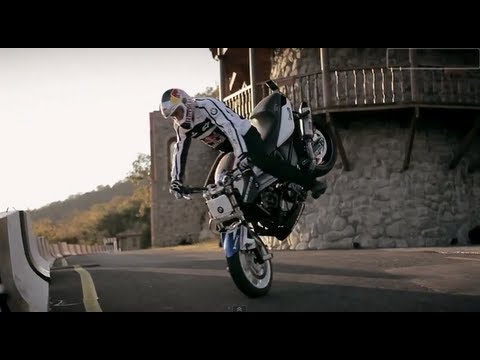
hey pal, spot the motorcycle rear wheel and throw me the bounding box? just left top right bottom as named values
left=226, top=235, right=272, bottom=298
left=312, top=122, right=337, bottom=177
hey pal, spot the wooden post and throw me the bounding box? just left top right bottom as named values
left=402, top=106, right=420, bottom=171
left=409, top=48, right=418, bottom=103
left=320, top=48, right=331, bottom=109
left=321, top=48, right=351, bottom=171
left=218, top=49, right=227, bottom=101
left=401, top=50, right=420, bottom=172
left=249, top=48, right=258, bottom=110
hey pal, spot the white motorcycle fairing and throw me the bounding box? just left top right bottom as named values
left=222, top=224, right=255, bottom=258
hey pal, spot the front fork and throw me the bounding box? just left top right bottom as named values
left=295, top=102, right=316, bottom=171
left=221, top=226, right=272, bottom=263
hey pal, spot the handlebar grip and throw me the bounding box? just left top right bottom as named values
left=265, top=79, right=279, bottom=91
left=182, top=186, right=208, bottom=194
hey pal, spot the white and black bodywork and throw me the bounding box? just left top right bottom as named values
left=184, top=80, right=337, bottom=298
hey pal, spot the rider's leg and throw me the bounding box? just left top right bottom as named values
left=242, top=126, right=326, bottom=198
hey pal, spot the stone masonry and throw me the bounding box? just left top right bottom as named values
left=150, top=48, right=480, bottom=249
left=269, top=48, right=480, bottom=107
left=260, top=48, right=480, bottom=249
left=270, top=48, right=388, bottom=79
left=263, top=118, right=480, bottom=250
left=150, top=111, right=218, bottom=247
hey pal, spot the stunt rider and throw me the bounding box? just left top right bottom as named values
left=160, top=88, right=327, bottom=200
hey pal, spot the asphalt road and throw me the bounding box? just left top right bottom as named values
left=48, top=241, right=480, bottom=312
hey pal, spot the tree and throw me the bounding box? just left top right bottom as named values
left=127, top=153, right=151, bottom=216
left=128, top=153, right=151, bottom=183
left=96, top=204, right=137, bottom=237
left=33, top=218, right=59, bottom=242
left=30, top=153, right=154, bottom=249
left=195, top=85, right=219, bottom=99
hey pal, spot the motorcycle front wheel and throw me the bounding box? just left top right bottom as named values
left=226, top=235, right=272, bottom=298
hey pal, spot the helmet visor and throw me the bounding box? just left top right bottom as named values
left=169, top=103, right=187, bottom=126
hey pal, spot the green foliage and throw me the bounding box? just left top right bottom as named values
left=31, top=83, right=219, bottom=248
left=127, top=153, right=151, bottom=217
left=194, top=85, right=219, bottom=99
left=32, top=153, right=152, bottom=248
left=128, top=153, right=151, bottom=185
left=33, top=218, right=58, bottom=242
left=31, top=181, right=135, bottom=222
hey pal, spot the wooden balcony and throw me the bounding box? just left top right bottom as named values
left=223, top=85, right=253, bottom=119
left=223, top=67, right=480, bottom=172
left=223, top=67, right=480, bottom=118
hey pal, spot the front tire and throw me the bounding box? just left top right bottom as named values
left=226, top=236, right=272, bottom=298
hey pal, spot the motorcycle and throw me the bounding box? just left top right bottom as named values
left=183, top=79, right=337, bottom=298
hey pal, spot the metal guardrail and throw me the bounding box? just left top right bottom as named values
left=0, top=211, right=115, bottom=312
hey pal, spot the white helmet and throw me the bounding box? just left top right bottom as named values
left=160, top=88, right=193, bottom=129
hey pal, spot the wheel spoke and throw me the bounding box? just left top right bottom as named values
left=238, top=246, right=271, bottom=290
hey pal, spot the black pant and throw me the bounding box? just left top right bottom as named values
left=242, top=126, right=316, bottom=189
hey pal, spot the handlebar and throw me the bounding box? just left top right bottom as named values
left=180, top=169, right=243, bottom=199
left=177, top=186, right=208, bottom=200
left=265, top=79, right=279, bottom=92
left=293, top=110, right=310, bottom=119
left=182, top=186, right=208, bottom=195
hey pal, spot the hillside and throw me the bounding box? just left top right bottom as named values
left=30, top=180, right=135, bottom=222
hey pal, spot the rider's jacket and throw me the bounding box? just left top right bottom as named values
left=170, top=97, right=252, bottom=182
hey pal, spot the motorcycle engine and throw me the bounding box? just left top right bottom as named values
left=260, top=189, right=279, bottom=212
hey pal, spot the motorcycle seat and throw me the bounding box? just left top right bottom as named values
left=249, top=92, right=286, bottom=155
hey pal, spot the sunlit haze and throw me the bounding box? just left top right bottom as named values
left=0, top=48, right=219, bottom=211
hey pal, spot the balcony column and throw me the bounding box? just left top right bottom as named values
left=402, top=48, right=420, bottom=171
left=409, top=48, right=418, bottom=102
left=320, top=48, right=332, bottom=109
left=249, top=48, right=258, bottom=111
left=320, top=48, right=351, bottom=171
left=218, top=49, right=227, bottom=101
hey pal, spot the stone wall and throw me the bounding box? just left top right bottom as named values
left=150, top=111, right=218, bottom=247
left=259, top=48, right=480, bottom=250
left=270, top=48, right=478, bottom=74
left=329, top=48, right=388, bottom=69
left=269, top=48, right=480, bottom=108
left=270, top=48, right=322, bottom=79
left=269, top=48, right=388, bottom=79
left=150, top=49, right=480, bottom=250
left=263, top=117, right=480, bottom=250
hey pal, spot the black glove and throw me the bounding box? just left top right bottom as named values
left=170, top=180, right=184, bottom=199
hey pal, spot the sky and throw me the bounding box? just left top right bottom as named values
left=0, top=48, right=219, bottom=211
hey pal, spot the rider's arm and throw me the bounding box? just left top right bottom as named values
left=170, top=123, right=191, bottom=182
left=199, top=98, right=251, bottom=159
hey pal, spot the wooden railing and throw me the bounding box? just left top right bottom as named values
left=330, top=67, right=480, bottom=107
left=223, top=85, right=253, bottom=119
left=222, top=68, right=480, bottom=118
